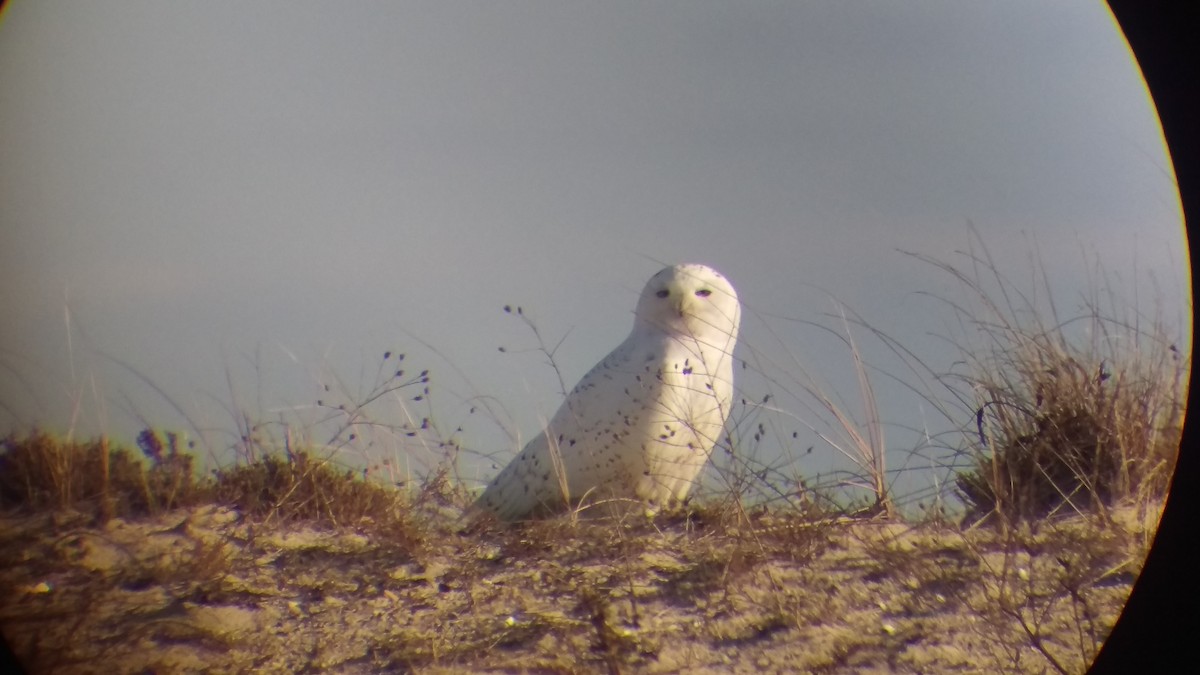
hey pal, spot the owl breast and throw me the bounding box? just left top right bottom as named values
left=629, top=333, right=734, bottom=511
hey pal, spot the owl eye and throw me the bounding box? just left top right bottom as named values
left=655, top=289, right=669, bottom=298
left=695, top=289, right=712, bottom=297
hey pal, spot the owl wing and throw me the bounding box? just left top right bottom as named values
left=473, top=336, right=656, bottom=520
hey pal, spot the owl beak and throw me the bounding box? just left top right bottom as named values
left=670, top=284, right=690, bottom=318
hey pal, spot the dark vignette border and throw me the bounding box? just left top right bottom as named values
left=1095, top=2, right=1198, bottom=673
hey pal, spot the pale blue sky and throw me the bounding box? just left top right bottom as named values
left=0, top=2, right=1189, bottom=504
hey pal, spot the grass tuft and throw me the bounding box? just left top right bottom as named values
left=0, top=429, right=435, bottom=546
left=0, top=429, right=204, bottom=519
left=910, top=239, right=1189, bottom=526
left=211, top=447, right=387, bottom=526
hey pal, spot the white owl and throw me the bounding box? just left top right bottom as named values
left=474, top=263, right=740, bottom=520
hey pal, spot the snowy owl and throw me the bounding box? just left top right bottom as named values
left=474, top=263, right=740, bottom=520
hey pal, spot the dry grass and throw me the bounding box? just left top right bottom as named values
left=0, top=430, right=204, bottom=520
left=0, top=430, right=457, bottom=550
left=905, top=240, right=1189, bottom=526
left=0, top=394, right=1176, bottom=673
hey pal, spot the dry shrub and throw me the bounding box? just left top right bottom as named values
left=0, top=429, right=205, bottom=518
left=956, top=315, right=1185, bottom=525
left=916, top=240, right=1189, bottom=525
left=0, top=429, right=432, bottom=545
left=211, top=447, right=409, bottom=529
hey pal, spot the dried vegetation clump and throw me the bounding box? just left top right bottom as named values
left=901, top=243, right=1188, bottom=527
left=0, top=430, right=203, bottom=519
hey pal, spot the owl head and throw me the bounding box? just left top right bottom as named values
left=634, top=263, right=741, bottom=345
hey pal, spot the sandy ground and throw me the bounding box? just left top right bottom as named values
left=0, top=502, right=1159, bottom=674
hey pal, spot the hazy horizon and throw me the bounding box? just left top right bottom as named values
left=0, top=1, right=1189, bottom=506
